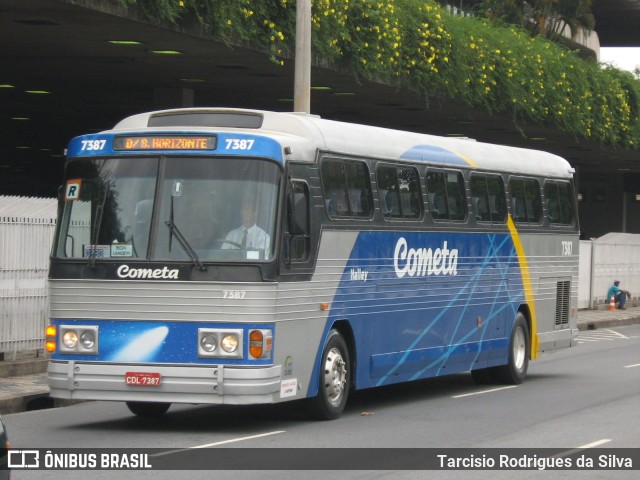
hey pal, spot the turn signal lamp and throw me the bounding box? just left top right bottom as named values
left=249, top=329, right=273, bottom=359
left=45, top=325, right=56, bottom=353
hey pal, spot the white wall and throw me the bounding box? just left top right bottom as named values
left=578, top=240, right=593, bottom=309
left=579, top=234, right=640, bottom=309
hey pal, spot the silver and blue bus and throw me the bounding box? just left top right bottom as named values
left=47, top=108, right=579, bottom=419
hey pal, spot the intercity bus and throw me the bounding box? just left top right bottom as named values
left=46, top=108, right=579, bottom=419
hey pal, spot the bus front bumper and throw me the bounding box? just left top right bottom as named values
left=48, top=361, right=282, bottom=405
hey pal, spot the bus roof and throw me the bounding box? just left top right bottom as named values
left=110, top=108, right=574, bottom=179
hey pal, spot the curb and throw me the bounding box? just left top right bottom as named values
left=578, top=317, right=640, bottom=331
left=0, top=391, right=53, bottom=415
left=0, top=357, right=48, bottom=378
left=0, top=394, right=80, bottom=415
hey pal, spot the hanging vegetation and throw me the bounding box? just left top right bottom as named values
left=117, top=0, right=640, bottom=149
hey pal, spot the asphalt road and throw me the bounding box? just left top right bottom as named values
left=4, top=324, right=640, bottom=480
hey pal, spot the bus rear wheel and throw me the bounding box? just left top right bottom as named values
left=306, top=329, right=350, bottom=420
left=496, top=313, right=530, bottom=384
left=126, top=401, right=171, bottom=418
left=471, top=312, right=530, bottom=385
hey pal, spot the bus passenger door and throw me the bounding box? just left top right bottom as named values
left=280, top=164, right=319, bottom=278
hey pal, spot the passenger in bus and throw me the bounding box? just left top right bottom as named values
left=223, top=198, right=270, bottom=250
left=607, top=280, right=631, bottom=310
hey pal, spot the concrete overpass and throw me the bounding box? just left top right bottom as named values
left=1, top=0, right=640, bottom=236
left=592, top=0, right=640, bottom=46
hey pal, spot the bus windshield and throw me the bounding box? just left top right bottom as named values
left=53, top=156, right=280, bottom=263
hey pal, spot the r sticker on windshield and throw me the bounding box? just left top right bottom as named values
left=65, top=179, right=82, bottom=200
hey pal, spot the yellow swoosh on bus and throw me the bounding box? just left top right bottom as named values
left=507, top=215, right=539, bottom=359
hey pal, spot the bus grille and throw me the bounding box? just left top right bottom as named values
left=555, top=281, right=570, bottom=327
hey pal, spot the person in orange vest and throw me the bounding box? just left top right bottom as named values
left=607, top=280, right=631, bottom=310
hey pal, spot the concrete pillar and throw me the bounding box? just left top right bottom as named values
left=153, top=87, right=194, bottom=109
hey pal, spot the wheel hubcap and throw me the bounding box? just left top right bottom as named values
left=323, top=347, right=347, bottom=405
left=513, top=326, right=526, bottom=370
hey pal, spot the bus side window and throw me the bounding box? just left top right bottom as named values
left=344, top=162, right=373, bottom=218
left=427, top=170, right=446, bottom=220
left=487, top=176, right=506, bottom=223
left=490, top=192, right=506, bottom=222
left=377, top=164, right=421, bottom=220
left=446, top=171, right=467, bottom=221
left=321, top=158, right=372, bottom=219
left=509, top=177, right=541, bottom=225
left=545, top=180, right=574, bottom=225
left=470, top=175, right=490, bottom=222
left=546, top=184, right=561, bottom=223
left=427, top=169, right=466, bottom=222
left=472, top=196, right=490, bottom=221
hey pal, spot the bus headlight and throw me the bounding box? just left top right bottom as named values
left=200, top=334, right=217, bottom=353
left=62, top=330, right=79, bottom=349
left=221, top=334, right=239, bottom=353
left=198, top=329, right=243, bottom=359
left=80, top=331, right=96, bottom=349
left=58, top=325, right=99, bottom=355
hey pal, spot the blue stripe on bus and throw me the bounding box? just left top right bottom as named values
left=311, top=231, right=523, bottom=393
left=400, top=144, right=471, bottom=166
left=49, top=320, right=273, bottom=365
left=66, top=132, right=284, bottom=163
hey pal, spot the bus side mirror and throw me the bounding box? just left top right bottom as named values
left=285, top=181, right=310, bottom=265
left=287, top=188, right=309, bottom=237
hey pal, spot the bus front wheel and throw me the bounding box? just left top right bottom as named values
left=126, top=401, right=171, bottom=418
left=306, top=329, right=350, bottom=420
left=496, top=313, right=530, bottom=384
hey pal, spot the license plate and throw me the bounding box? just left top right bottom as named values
left=125, top=371, right=161, bottom=387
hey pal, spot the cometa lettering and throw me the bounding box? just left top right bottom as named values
left=117, top=264, right=180, bottom=280
left=393, top=237, right=458, bottom=278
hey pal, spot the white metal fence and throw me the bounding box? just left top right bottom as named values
left=0, top=196, right=56, bottom=360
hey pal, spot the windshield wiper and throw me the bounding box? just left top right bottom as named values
left=165, top=195, right=206, bottom=272
left=88, top=183, right=109, bottom=268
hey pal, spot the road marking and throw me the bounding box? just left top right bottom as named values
left=578, top=439, right=612, bottom=449
left=624, top=363, right=640, bottom=368
left=452, top=385, right=518, bottom=399
left=577, top=328, right=629, bottom=343
left=151, top=430, right=286, bottom=457
left=553, top=439, right=612, bottom=458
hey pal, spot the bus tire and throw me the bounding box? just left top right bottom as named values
left=126, top=401, right=171, bottom=418
left=496, top=313, right=530, bottom=384
left=306, top=329, right=350, bottom=421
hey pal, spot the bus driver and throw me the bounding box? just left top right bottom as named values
left=223, top=197, right=270, bottom=251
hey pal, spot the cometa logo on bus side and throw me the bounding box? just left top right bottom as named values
left=116, top=264, right=180, bottom=280
left=393, top=238, right=459, bottom=278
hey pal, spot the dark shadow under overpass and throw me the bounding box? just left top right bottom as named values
left=1, top=0, right=639, bottom=235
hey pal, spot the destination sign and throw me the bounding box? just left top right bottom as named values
left=113, top=135, right=217, bottom=151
